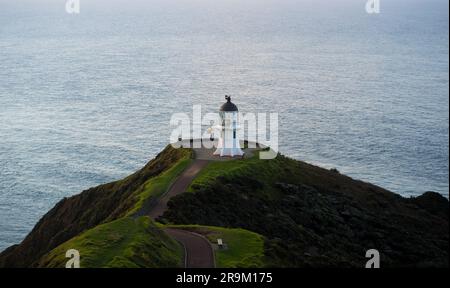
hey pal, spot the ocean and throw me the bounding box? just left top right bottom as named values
left=0, top=0, right=448, bottom=251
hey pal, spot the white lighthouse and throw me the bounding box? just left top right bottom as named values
left=213, top=95, right=245, bottom=157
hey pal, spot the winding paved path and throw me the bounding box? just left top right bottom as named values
left=165, top=228, right=215, bottom=268
left=147, top=141, right=260, bottom=268
left=146, top=157, right=214, bottom=267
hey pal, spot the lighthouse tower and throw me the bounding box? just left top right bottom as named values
left=214, top=95, right=245, bottom=157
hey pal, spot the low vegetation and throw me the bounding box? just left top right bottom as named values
left=164, top=224, right=265, bottom=268
left=37, top=217, right=183, bottom=268
left=127, top=152, right=192, bottom=216
left=0, top=146, right=192, bottom=267
left=163, top=153, right=449, bottom=267
left=1, top=146, right=448, bottom=268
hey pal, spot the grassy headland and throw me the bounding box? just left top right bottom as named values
left=0, top=147, right=448, bottom=268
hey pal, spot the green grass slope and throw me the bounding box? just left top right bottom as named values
left=164, top=224, right=265, bottom=268
left=0, top=146, right=192, bottom=267
left=163, top=152, right=449, bottom=267
left=37, top=217, right=183, bottom=268
left=2, top=146, right=448, bottom=268
left=128, top=156, right=192, bottom=216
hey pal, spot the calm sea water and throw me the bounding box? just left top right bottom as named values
left=0, top=0, right=448, bottom=251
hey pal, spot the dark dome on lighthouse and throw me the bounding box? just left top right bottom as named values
left=220, top=95, right=238, bottom=112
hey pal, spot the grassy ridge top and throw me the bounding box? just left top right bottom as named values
left=127, top=152, right=192, bottom=216
left=189, top=151, right=397, bottom=202
left=37, top=217, right=183, bottom=268
left=34, top=148, right=267, bottom=268
left=1, top=145, right=447, bottom=268
left=163, top=153, right=449, bottom=267
left=0, top=145, right=192, bottom=267
left=34, top=146, right=194, bottom=268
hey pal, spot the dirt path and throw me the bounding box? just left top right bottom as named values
left=146, top=154, right=214, bottom=267
left=165, top=228, right=215, bottom=268
left=148, top=159, right=209, bottom=219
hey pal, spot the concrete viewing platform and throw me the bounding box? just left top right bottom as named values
left=172, top=138, right=265, bottom=161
